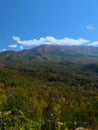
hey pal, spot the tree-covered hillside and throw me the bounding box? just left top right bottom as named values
left=0, top=45, right=98, bottom=129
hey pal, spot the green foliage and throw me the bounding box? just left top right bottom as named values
left=1, top=88, right=32, bottom=115
left=42, top=101, right=61, bottom=129
left=0, top=45, right=98, bottom=129
left=0, top=109, right=39, bottom=130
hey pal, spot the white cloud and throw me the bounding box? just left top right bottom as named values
left=19, top=45, right=24, bottom=50
left=86, top=25, right=94, bottom=30
left=89, top=41, right=98, bottom=46
left=12, top=36, right=20, bottom=41
left=12, top=35, right=98, bottom=47
left=2, top=49, right=6, bottom=52
left=58, top=37, right=89, bottom=46
left=8, top=44, right=17, bottom=48
left=12, top=36, right=90, bottom=46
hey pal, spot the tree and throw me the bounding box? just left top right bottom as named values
left=0, top=109, right=39, bottom=130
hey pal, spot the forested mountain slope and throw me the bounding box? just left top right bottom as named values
left=0, top=45, right=98, bottom=87
left=0, top=45, right=98, bottom=129
left=1, top=45, right=98, bottom=64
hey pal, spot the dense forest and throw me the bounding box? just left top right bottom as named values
left=0, top=45, right=98, bottom=130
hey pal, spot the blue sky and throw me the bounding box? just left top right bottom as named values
left=0, top=0, right=98, bottom=51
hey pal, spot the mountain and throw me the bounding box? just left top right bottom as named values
left=65, top=45, right=98, bottom=56
left=0, top=45, right=98, bottom=130
left=20, top=44, right=81, bottom=56
left=1, top=45, right=98, bottom=65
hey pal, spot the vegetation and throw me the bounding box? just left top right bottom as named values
left=0, top=45, right=98, bottom=129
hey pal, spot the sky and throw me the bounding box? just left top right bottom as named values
left=0, top=0, right=98, bottom=51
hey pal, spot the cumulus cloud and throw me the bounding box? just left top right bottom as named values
left=86, top=25, right=94, bottom=30
left=8, top=44, right=17, bottom=48
left=12, top=36, right=90, bottom=46
left=59, top=37, right=89, bottom=46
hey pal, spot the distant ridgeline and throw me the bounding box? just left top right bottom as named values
left=1, top=45, right=98, bottom=63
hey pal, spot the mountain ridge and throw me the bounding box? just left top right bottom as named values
left=0, top=45, right=98, bottom=65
